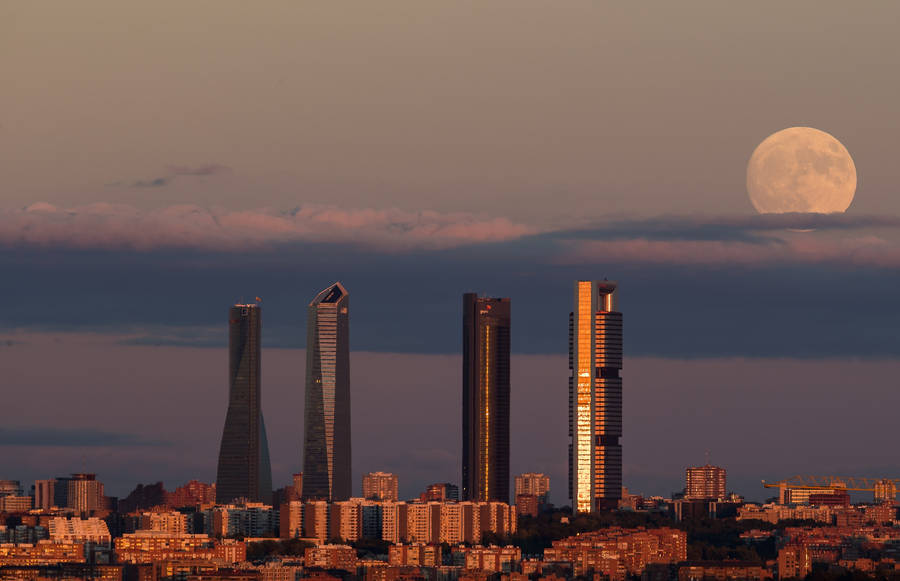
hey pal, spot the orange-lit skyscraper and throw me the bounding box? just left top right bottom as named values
left=462, top=294, right=510, bottom=503
left=569, top=281, right=622, bottom=512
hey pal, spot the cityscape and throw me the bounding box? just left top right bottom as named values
left=1, top=281, right=898, bottom=580
left=3, top=2, right=900, bottom=581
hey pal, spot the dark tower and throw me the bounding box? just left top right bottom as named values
left=569, top=281, right=622, bottom=513
left=302, top=282, right=351, bottom=501
left=462, top=293, right=511, bottom=502
left=216, top=303, right=273, bottom=504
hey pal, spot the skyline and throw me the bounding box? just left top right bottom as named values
left=2, top=0, right=899, bottom=516
left=0, top=306, right=891, bottom=505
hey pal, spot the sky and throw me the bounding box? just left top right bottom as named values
left=1, top=1, right=899, bottom=503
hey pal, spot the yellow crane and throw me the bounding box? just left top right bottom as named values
left=762, top=476, right=899, bottom=504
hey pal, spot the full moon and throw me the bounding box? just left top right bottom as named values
left=746, top=127, right=857, bottom=214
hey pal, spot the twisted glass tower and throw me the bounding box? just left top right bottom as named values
left=303, top=282, right=351, bottom=501
left=462, top=293, right=510, bottom=502
left=216, top=303, right=273, bottom=505
left=569, top=281, right=622, bottom=512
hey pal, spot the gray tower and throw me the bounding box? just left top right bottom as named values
left=462, top=293, right=511, bottom=503
left=302, top=282, right=351, bottom=501
left=216, top=303, right=273, bottom=505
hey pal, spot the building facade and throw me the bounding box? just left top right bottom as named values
left=303, top=282, right=352, bottom=502
left=545, top=528, right=686, bottom=577
left=462, top=294, right=511, bottom=503
left=423, top=483, right=459, bottom=502
left=363, top=472, right=399, bottom=501
left=114, top=531, right=245, bottom=565
left=569, top=280, right=623, bottom=512
left=216, top=303, right=273, bottom=505
left=67, top=474, right=105, bottom=514
left=514, top=473, right=550, bottom=504
left=33, top=479, right=55, bottom=510
left=515, top=494, right=539, bottom=518
left=0, top=481, right=21, bottom=498
left=168, top=480, right=216, bottom=508
left=685, top=465, right=727, bottom=500
left=279, top=500, right=304, bottom=539
left=0, top=496, right=31, bottom=512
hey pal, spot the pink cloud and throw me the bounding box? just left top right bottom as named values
left=0, top=203, right=535, bottom=251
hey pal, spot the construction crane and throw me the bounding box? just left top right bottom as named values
left=762, top=475, right=899, bottom=504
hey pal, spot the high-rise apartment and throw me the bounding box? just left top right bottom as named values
left=515, top=473, right=551, bottom=504
left=363, top=472, right=399, bottom=501
left=67, top=473, right=105, bottom=513
left=684, top=465, right=727, bottom=500
left=303, top=282, right=352, bottom=501
left=39, top=474, right=106, bottom=513
left=569, top=280, right=623, bottom=512
left=462, top=294, right=510, bottom=503
left=34, top=479, right=56, bottom=510
left=216, top=303, right=273, bottom=504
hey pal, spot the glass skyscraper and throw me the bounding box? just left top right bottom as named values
left=216, top=303, right=273, bottom=505
left=569, top=280, right=622, bottom=512
left=462, top=293, right=511, bottom=502
left=302, top=282, right=351, bottom=501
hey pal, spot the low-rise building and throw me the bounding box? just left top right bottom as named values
left=202, top=503, right=278, bottom=538
left=544, top=527, right=686, bottom=578
left=389, top=543, right=442, bottom=567
left=0, top=541, right=85, bottom=565
left=138, top=510, right=190, bottom=535
left=168, top=480, right=217, bottom=508
left=737, top=503, right=834, bottom=524
left=304, top=544, right=357, bottom=572
left=0, top=496, right=33, bottom=513
left=48, top=517, right=111, bottom=544
left=114, top=531, right=245, bottom=565
left=453, top=545, right=521, bottom=573
left=677, top=560, right=772, bottom=580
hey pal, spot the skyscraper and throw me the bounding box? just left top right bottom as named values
left=216, top=303, right=273, bottom=505
left=569, top=280, right=622, bottom=512
left=303, top=282, right=351, bottom=501
left=462, top=293, right=510, bottom=503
